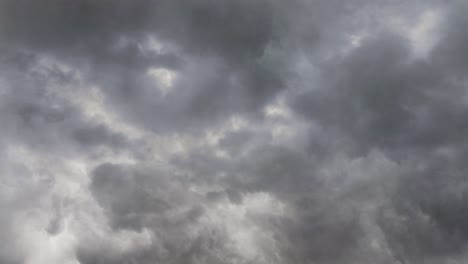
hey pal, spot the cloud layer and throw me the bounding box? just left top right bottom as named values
left=1, top=0, right=468, bottom=263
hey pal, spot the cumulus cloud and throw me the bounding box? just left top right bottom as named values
left=1, top=0, right=468, bottom=263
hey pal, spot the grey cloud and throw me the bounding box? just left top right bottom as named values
left=293, top=31, right=468, bottom=154
left=86, top=162, right=276, bottom=264
left=0, top=50, right=135, bottom=160
left=90, top=163, right=173, bottom=231
left=431, top=2, right=468, bottom=75
left=0, top=0, right=281, bottom=134
left=72, top=124, right=129, bottom=149
left=375, top=150, right=468, bottom=262
left=2, top=0, right=468, bottom=264
left=286, top=3, right=468, bottom=262
left=171, top=132, right=400, bottom=262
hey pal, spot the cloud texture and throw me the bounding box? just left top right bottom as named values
left=1, top=0, right=468, bottom=263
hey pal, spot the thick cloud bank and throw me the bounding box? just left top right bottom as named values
left=1, top=0, right=468, bottom=263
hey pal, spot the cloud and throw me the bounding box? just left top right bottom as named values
left=1, top=0, right=468, bottom=264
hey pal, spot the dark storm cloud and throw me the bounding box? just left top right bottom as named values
left=0, top=0, right=282, bottom=134
left=0, top=0, right=273, bottom=61
left=90, top=163, right=173, bottom=231
left=0, top=71, right=127, bottom=156
left=85, top=162, right=269, bottom=264
left=431, top=2, right=468, bottom=75
left=293, top=30, right=468, bottom=154
left=288, top=1, right=468, bottom=263
left=2, top=0, right=468, bottom=264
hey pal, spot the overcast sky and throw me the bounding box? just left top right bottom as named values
left=1, top=0, right=468, bottom=263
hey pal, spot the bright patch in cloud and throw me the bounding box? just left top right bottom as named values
left=147, top=67, right=178, bottom=96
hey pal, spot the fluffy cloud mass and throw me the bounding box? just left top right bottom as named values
left=1, top=0, right=468, bottom=263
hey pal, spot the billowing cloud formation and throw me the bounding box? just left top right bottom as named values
left=1, top=0, right=468, bottom=263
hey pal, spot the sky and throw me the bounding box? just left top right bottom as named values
left=1, top=0, right=468, bottom=263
